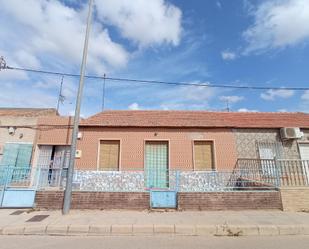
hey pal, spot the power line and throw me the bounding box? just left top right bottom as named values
left=3, top=65, right=309, bottom=91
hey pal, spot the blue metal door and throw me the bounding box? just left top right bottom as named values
left=150, top=191, right=177, bottom=208
left=1, top=188, right=36, bottom=208
left=0, top=166, right=35, bottom=208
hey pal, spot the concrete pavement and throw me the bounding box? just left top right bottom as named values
left=1, top=209, right=309, bottom=236
left=1, top=235, right=309, bottom=249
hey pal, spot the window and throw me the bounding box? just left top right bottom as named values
left=257, top=141, right=283, bottom=160
left=194, top=141, right=215, bottom=170
left=257, top=141, right=283, bottom=176
left=1, top=143, right=33, bottom=168
left=98, top=140, right=120, bottom=170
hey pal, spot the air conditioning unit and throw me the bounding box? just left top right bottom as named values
left=280, top=127, right=303, bottom=140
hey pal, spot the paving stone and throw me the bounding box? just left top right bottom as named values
left=46, top=225, right=68, bottom=235
left=2, top=226, right=25, bottom=235
left=216, top=225, right=258, bottom=236
left=300, top=225, right=309, bottom=235
left=111, top=225, right=133, bottom=235
left=196, top=225, right=216, bottom=236
left=175, top=225, right=196, bottom=235
left=89, top=225, right=111, bottom=235
left=278, top=225, right=302, bottom=235
left=258, top=225, right=279, bottom=236
left=133, top=224, right=153, bottom=235
left=68, top=225, right=89, bottom=235
left=154, top=225, right=175, bottom=234
left=24, top=225, right=47, bottom=235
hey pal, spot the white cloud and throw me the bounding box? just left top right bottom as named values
left=0, top=83, right=56, bottom=108
left=277, top=109, right=288, bottom=112
left=157, top=83, right=218, bottom=110
left=301, top=90, right=309, bottom=101
left=0, top=0, right=129, bottom=74
left=128, top=102, right=140, bottom=110
left=221, top=51, right=237, bottom=60
left=95, top=0, right=182, bottom=47
left=219, top=95, right=244, bottom=104
left=260, top=89, right=295, bottom=101
left=238, top=108, right=258, bottom=112
left=243, top=0, right=309, bottom=54
left=216, top=1, right=222, bottom=9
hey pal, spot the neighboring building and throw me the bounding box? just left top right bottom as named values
left=0, top=108, right=58, bottom=167
left=33, top=110, right=309, bottom=189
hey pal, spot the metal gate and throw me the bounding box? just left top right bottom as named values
left=0, top=166, right=36, bottom=208
left=147, top=170, right=180, bottom=209
left=145, top=141, right=179, bottom=208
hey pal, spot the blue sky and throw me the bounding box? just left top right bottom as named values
left=0, top=0, right=308, bottom=117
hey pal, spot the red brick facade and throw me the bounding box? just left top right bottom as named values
left=178, top=191, right=282, bottom=210
left=35, top=191, right=150, bottom=210
left=35, top=191, right=282, bottom=210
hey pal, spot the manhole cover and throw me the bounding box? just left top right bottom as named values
left=26, top=215, right=49, bottom=222
left=10, top=210, right=25, bottom=215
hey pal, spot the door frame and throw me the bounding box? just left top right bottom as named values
left=143, top=139, right=170, bottom=171
left=144, top=139, right=170, bottom=189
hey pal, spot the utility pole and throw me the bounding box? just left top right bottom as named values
left=56, top=76, right=64, bottom=113
left=62, top=0, right=93, bottom=215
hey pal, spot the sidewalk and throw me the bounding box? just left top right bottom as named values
left=1, top=209, right=309, bottom=236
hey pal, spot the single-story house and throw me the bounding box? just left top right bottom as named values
left=33, top=111, right=309, bottom=186
left=31, top=110, right=309, bottom=211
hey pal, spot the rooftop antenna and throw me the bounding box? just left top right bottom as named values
left=0, top=56, right=7, bottom=70
left=226, top=99, right=230, bottom=112
left=102, top=73, right=106, bottom=111
left=56, top=76, right=65, bottom=112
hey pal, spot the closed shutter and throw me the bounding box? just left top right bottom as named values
left=99, top=140, right=120, bottom=170
left=194, top=141, right=214, bottom=170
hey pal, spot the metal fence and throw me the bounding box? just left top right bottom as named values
left=236, top=158, right=309, bottom=187
left=34, top=167, right=281, bottom=192
left=0, top=166, right=32, bottom=187
left=2, top=159, right=307, bottom=192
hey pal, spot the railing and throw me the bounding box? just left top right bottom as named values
left=35, top=167, right=280, bottom=192
left=276, top=160, right=309, bottom=186
left=0, top=166, right=32, bottom=187
left=35, top=167, right=68, bottom=189
left=235, top=158, right=309, bottom=187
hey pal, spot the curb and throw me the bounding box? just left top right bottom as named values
left=1, top=224, right=309, bottom=236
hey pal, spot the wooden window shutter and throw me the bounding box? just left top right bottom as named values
left=99, top=140, right=120, bottom=170
left=194, top=141, right=214, bottom=170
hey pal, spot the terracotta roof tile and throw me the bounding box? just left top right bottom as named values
left=0, top=108, right=58, bottom=117
left=80, top=110, right=309, bottom=129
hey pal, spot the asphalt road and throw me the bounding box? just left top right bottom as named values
left=1, top=235, right=309, bottom=249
